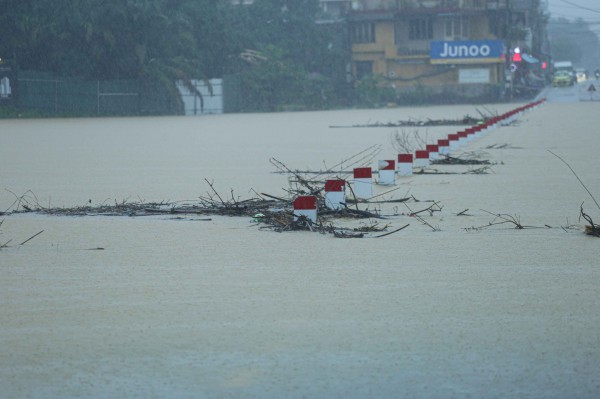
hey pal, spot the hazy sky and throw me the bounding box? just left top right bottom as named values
left=546, top=0, right=600, bottom=21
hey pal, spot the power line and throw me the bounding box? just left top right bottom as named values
left=549, top=9, right=600, bottom=19
left=558, top=0, right=600, bottom=14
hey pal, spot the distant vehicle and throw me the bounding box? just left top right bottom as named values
left=575, top=68, right=587, bottom=83
left=553, top=61, right=576, bottom=85
left=552, top=70, right=574, bottom=87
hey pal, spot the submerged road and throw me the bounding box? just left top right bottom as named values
left=543, top=78, right=600, bottom=103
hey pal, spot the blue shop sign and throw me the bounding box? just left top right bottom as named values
left=430, top=40, right=504, bottom=64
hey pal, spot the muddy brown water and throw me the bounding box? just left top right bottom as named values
left=1, top=102, right=599, bottom=398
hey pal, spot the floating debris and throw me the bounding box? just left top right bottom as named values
left=330, top=114, right=490, bottom=128
left=431, top=155, right=492, bottom=165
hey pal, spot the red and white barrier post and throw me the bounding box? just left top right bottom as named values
left=378, top=160, right=396, bottom=185
left=448, top=133, right=460, bottom=150
left=293, top=195, right=318, bottom=223
left=487, top=117, right=500, bottom=132
left=457, top=130, right=469, bottom=145
left=324, top=179, right=345, bottom=210
left=414, top=150, right=430, bottom=168
left=353, top=167, right=373, bottom=199
left=437, top=139, right=450, bottom=155
left=474, top=125, right=484, bottom=139
left=426, top=144, right=440, bottom=160
left=465, top=127, right=476, bottom=142
left=476, top=123, right=488, bottom=137
left=397, top=154, right=413, bottom=176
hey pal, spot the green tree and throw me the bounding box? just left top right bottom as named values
left=354, top=74, right=396, bottom=108
left=229, top=0, right=350, bottom=111
left=237, top=46, right=302, bottom=111
left=548, top=18, right=600, bottom=69
left=0, top=0, right=351, bottom=114
left=0, top=0, right=228, bottom=114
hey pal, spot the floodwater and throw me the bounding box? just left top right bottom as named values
left=1, top=91, right=600, bottom=398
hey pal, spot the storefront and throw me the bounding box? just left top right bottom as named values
left=429, top=39, right=505, bottom=86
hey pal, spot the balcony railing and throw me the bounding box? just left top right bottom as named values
left=396, top=45, right=430, bottom=57
left=349, top=0, right=508, bottom=11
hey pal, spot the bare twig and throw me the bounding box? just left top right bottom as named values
left=373, top=224, right=410, bottom=238
left=363, top=185, right=407, bottom=202
left=204, top=179, right=227, bottom=207
left=473, top=210, right=546, bottom=230
left=403, top=202, right=441, bottom=231
left=308, top=145, right=382, bottom=181
left=580, top=203, right=600, bottom=237
left=270, top=157, right=320, bottom=194
left=4, top=189, right=46, bottom=213
left=548, top=150, right=600, bottom=211
left=390, top=128, right=429, bottom=154
left=260, top=192, right=289, bottom=202
left=353, top=221, right=390, bottom=232
left=19, top=230, right=44, bottom=246
left=408, top=201, right=443, bottom=217
left=344, top=178, right=360, bottom=211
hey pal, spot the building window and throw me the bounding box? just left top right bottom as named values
left=444, top=16, right=469, bottom=40
left=393, top=20, right=403, bottom=45
left=442, top=0, right=459, bottom=7
left=355, top=61, right=373, bottom=79
left=351, top=22, right=376, bottom=44
left=488, top=13, right=504, bottom=37
left=409, top=18, right=433, bottom=40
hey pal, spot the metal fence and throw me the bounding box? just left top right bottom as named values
left=17, top=71, right=140, bottom=116
left=11, top=71, right=244, bottom=116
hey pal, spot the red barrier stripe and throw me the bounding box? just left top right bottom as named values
left=415, top=150, right=429, bottom=159
left=293, top=195, right=317, bottom=210
left=353, top=167, right=372, bottom=179
left=325, top=180, right=345, bottom=192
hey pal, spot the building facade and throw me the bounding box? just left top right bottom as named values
left=229, top=0, right=546, bottom=102
left=345, top=0, right=543, bottom=100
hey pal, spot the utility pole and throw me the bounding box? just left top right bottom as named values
left=506, top=0, right=513, bottom=101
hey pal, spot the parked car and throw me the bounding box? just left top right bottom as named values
left=552, top=70, right=574, bottom=87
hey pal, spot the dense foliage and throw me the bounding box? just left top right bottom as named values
left=547, top=18, right=600, bottom=71
left=0, top=0, right=351, bottom=114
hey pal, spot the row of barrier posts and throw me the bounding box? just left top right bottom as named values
left=293, top=99, right=546, bottom=223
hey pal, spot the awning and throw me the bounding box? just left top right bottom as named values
left=522, top=54, right=539, bottom=64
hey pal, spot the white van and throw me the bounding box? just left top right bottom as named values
left=574, top=68, right=587, bottom=82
